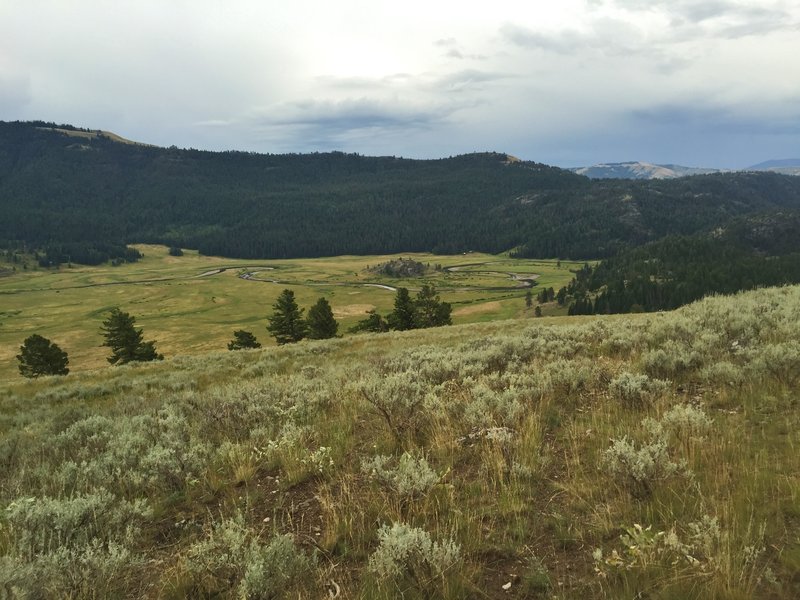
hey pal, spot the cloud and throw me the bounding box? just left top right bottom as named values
left=430, top=69, right=510, bottom=92
left=500, top=24, right=591, bottom=55
left=596, top=0, right=796, bottom=37
left=500, top=18, right=646, bottom=57
left=632, top=103, right=800, bottom=136
left=0, top=63, right=32, bottom=114
left=434, top=37, right=488, bottom=61
left=244, top=97, right=468, bottom=150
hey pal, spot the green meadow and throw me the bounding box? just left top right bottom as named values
left=0, top=245, right=583, bottom=380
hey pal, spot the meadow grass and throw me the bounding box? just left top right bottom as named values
left=0, top=285, right=798, bottom=598
left=0, top=246, right=581, bottom=380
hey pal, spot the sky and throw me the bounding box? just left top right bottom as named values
left=1, top=0, right=798, bottom=168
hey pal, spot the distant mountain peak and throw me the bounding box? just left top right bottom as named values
left=572, top=159, right=800, bottom=180
left=748, top=158, right=800, bottom=169
left=570, top=162, right=719, bottom=180
left=746, top=159, right=800, bottom=176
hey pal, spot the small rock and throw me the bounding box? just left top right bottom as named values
left=502, top=581, right=512, bottom=590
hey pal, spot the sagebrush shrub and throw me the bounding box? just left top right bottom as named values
left=608, top=372, right=668, bottom=407
left=184, top=513, right=311, bottom=598
left=361, top=452, right=440, bottom=498
left=368, top=522, right=461, bottom=587
left=603, top=436, right=684, bottom=496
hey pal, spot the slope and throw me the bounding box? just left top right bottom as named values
left=1, top=286, right=798, bottom=598
left=3, top=121, right=800, bottom=260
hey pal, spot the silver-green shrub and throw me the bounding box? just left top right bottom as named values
left=608, top=372, right=668, bottom=408
left=361, top=452, right=440, bottom=498
left=2, top=490, right=150, bottom=597
left=184, top=513, right=311, bottom=598
left=368, top=522, right=461, bottom=584
left=658, top=404, right=713, bottom=437
left=603, top=435, right=683, bottom=494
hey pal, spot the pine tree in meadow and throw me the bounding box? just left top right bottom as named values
left=16, top=334, right=69, bottom=377
left=267, top=289, right=308, bottom=344
left=387, top=287, right=416, bottom=331
left=306, top=297, right=339, bottom=339
left=228, top=330, right=261, bottom=350
left=101, top=308, right=163, bottom=364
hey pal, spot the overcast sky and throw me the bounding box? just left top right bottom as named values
left=1, top=0, right=798, bottom=167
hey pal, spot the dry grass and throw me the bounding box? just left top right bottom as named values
left=1, top=283, right=797, bottom=599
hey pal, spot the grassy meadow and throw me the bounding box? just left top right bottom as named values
left=0, top=245, right=583, bottom=381
left=0, top=284, right=798, bottom=598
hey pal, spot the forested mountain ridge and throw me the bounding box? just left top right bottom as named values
left=4, top=120, right=800, bottom=262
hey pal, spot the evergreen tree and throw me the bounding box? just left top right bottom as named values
left=414, top=284, right=452, bottom=328
left=534, top=306, right=542, bottom=317
left=306, top=297, right=339, bottom=339
left=267, top=289, right=307, bottom=344
left=349, top=310, right=389, bottom=333
left=16, top=334, right=69, bottom=377
left=387, top=287, right=416, bottom=331
left=228, top=330, right=261, bottom=350
left=525, top=289, right=533, bottom=308
left=101, top=308, right=163, bottom=364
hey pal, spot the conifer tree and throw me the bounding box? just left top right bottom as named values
left=228, top=330, right=261, bottom=350
left=267, top=289, right=307, bottom=344
left=101, top=308, right=163, bottom=364
left=16, top=334, right=69, bottom=377
left=306, top=297, right=339, bottom=339
left=387, top=287, right=416, bottom=331
left=413, top=284, right=452, bottom=328
left=349, top=310, right=389, bottom=333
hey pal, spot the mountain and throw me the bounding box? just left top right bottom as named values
left=749, top=158, right=800, bottom=169
left=572, top=159, right=800, bottom=180
left=3, top=120, right=800, bottom=262
left=747, top=159, right=800, bottom=176
left=570, top=161, right=721, bottom=180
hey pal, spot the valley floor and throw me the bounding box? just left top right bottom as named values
left=0, top=245, right=583, bottom=380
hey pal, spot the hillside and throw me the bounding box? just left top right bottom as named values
left=1, top=286, right=798, bottom=598
left=4, top=121, right=800, bottom=261
left=562, top=211, right=800, bottom=314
